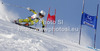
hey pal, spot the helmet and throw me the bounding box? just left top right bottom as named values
left=39, top=10, right=46, bottom=17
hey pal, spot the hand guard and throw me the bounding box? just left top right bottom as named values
left=42, top=25, right=45, bottom=32
left=42, top=25, right=45, bottom=28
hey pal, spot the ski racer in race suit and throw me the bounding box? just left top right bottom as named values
left=18, top=8, right=46, bottom=29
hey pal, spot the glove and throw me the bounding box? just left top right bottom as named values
left=27, top=7, right=31, bottom=11
left=42, top=25, right=45, bottom=28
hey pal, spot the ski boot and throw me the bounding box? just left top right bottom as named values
left=24, top=23, right=29, bottom=27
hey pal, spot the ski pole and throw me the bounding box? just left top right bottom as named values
left=2, top=2, right=33, bottom=15
left=2, top=2, right=27, bottom=9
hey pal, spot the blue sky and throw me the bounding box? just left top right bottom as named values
left=3, top=0, right=100, bottom=49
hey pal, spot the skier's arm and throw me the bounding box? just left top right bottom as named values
left=41, top=19, right=45, bottom=28
left=30, top=9, right=37, bottom=14
left=27, top=8, right=37, bottom=14
left=41, top=19, right=45, bottom=32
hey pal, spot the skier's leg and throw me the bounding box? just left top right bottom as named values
left=30, top=21, right=34, bottom=26
left=18, top=19, right=23, bottom=23
left=23, top=19, right=29, bottom=23
left=28, top=17, right=32, bottom=22
left=19, top=18, right=30, bottom=23
left=30, top=19, right=39, bottom=25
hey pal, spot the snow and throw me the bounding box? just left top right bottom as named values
left=0, top=0, right=100, bottom=51
left=0, top=20, right=96, bottom=51
left=0, top=0, right=18, bottom=22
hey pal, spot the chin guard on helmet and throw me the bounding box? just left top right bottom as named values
left=39, top=10, right=46, bottom=17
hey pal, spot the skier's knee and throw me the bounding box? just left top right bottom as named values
left=23, top=19, right=29, bottom=22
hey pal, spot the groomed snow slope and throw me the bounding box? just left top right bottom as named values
left=0, top=19, right=97, bottom=51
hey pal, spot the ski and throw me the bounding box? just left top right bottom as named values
left=12, top=21, right=39, bottom=31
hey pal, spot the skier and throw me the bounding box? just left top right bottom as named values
left=15, top=8, right=46, bottom=31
